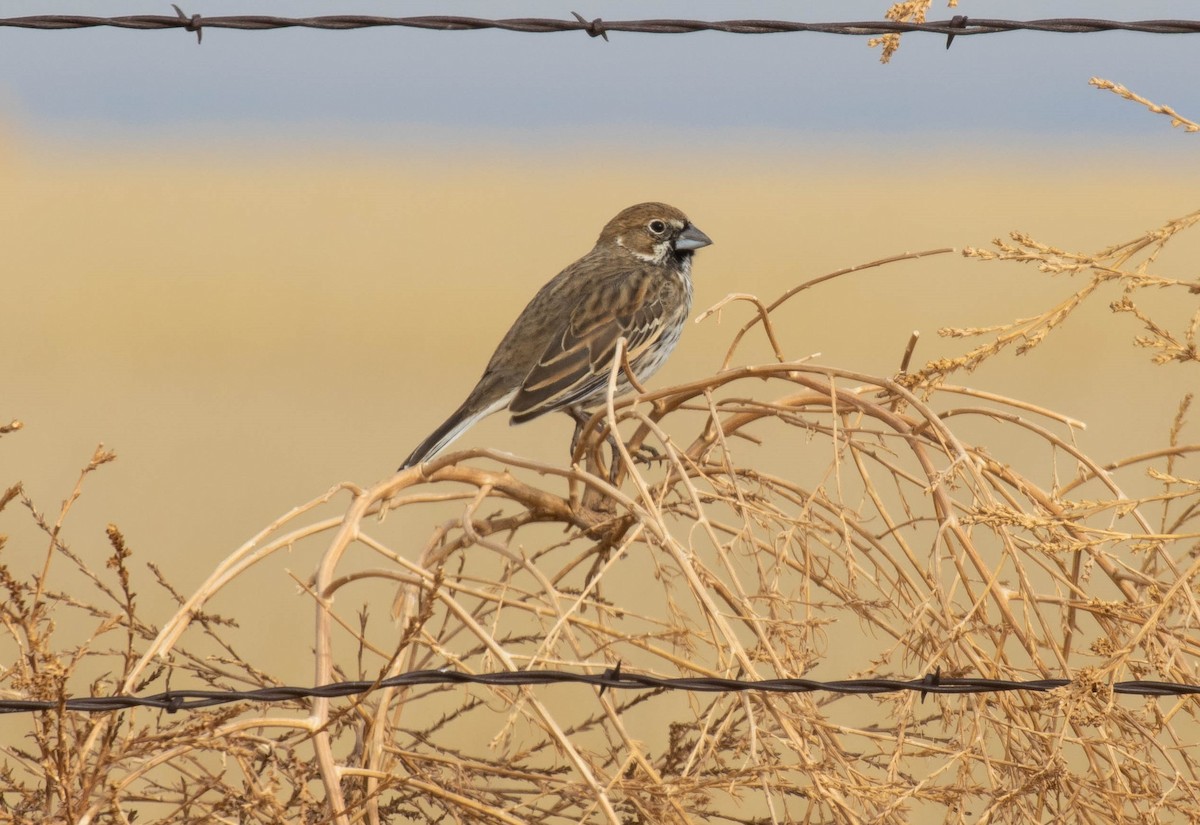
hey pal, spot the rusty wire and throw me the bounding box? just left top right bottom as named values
left=7, top=670, right=1199, bottom=715
left=1, top=11, right=1199, bottom=45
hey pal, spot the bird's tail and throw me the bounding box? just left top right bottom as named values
left=398, top=394, right=510, bottom=471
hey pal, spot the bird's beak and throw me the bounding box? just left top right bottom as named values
left=675, top=224, right=713, bottom=251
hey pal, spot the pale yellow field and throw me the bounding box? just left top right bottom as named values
left=3, top=135, right=1197, bottom=674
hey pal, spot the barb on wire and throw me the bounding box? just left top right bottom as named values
left=1, top=14, right=1199, bottom=39
left=6, top=670, right=1199, bottom=716
left=171, top=3, right=202, bottom=43
left=570, top=11, right=607, bottom=41
left=945, top=15, right=968, bottom=49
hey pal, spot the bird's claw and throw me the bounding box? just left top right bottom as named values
left=631, top=444, right=660, bottom=465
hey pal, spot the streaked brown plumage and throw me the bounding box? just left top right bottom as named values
left=399, top=202, right=711, bottom=470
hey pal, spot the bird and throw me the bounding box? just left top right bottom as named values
left=399, top=202, right=712, bottom=471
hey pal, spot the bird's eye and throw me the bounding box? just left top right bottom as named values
left=648, top=220, right=667, bottom=235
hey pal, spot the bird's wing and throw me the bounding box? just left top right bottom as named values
left=509, top=271, right=665, bottom=423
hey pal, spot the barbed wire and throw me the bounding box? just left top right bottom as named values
left=5, top=669, right=1197, bottom=715
left=2, top=11, right=1200, bottom=47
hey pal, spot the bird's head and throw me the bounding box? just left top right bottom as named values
left=598, top=202, right=712, bottom=266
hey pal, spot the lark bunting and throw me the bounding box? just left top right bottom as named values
left=399, top=202, right=712, bottom=470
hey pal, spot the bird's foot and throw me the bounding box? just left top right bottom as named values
left=631, top=443, right=660, bottom=465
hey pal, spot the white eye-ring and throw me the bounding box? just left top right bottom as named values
left=648, top=219, right=667, bottom=235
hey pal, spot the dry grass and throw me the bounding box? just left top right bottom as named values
left=870, top=0, right=956, bottom=63
left=1, top=205, right=1198, bottom=823
left=1090, top=78, right=1200, bottom=134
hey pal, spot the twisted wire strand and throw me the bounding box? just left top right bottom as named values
left=2, top=14, right=1199, bottom=36
left=6, top=670, right=1196, bottom=715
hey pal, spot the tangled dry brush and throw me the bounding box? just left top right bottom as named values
left=2, top=207, right=1199, bottom=824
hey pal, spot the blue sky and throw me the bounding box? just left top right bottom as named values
left=0, top=1, right=1196, bottom=149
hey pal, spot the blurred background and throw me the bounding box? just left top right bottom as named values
left=2, top=1, right=1198, bottom=674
